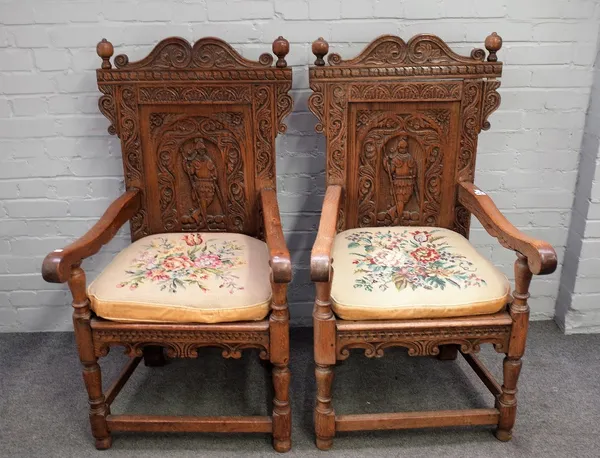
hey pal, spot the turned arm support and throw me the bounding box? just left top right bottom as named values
left=311, top=185, right=343, bottom=283
left=458, top=181, right=557, bottom=275
left=42, top=189, right=142, bottom=284
left=260, top=187, right=292, bottom=284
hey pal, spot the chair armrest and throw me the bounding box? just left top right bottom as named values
left=42, top=189, right=142, bottom=283
left=260, top=187, right=292, bottom=284
left=311, top=185, right=343, bottom=282
left=457, top=181, right=557, bottom=275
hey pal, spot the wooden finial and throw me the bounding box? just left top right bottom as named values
left=312, top=37, right=329, bottom=66
left=272, top=36, right=290, bottom=68
left=485, top=32, right=502, bottom=62
left=96, top=38, right=114, bottom=69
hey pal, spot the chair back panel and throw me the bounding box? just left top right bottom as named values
left=96, top=37, right=292, bottom=240
left=308, top=34, right=503, bottom=237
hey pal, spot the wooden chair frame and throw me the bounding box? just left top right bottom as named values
left=42, top=36, right=294, bottom=452
left=308, top=34, right=558, bottom=450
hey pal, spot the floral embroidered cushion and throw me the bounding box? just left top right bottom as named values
left=330, top=227, right=510, bottom=320
left=87, top=233, right=272, bottom=323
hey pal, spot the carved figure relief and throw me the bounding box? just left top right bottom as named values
left=354, top=110, right=446, bottom=228
left=181, top=138, right=226, bottom=229
left=383, top=136, right=417, bottom=223
left=150, top=112, right=249, bottom=233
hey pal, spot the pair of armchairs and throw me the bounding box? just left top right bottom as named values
left=42, top=33, right=556, bottom=452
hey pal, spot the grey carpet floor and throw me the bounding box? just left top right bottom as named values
left=1, top=321, right=599, bottom=457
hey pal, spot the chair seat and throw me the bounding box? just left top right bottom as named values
left=88, top=232, right=272, bottom=324
left=330, top=227, right=510, bottom=320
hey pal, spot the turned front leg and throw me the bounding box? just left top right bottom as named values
left=496, top=252, right=531, bottom=442
left=313, top=281, right=336, bottom=450
left=69, top=267, right=111, bottom=450
left=270, top=283, right=291, bottom=453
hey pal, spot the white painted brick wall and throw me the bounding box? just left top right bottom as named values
left=1, top=0, right=598, bottom=331
left=556, top=43, right=600, bottom=333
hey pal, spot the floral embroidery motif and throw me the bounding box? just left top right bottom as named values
left=345, top=229, right=487, bottom=292
left=117, top=234, right=246, bottom=294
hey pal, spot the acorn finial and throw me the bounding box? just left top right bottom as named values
left=272, top=36, right=290, bottom=68
left=312, top=37, right=329, bottom=66
left=485, top=32, right=502, bottom=62
left=96, top=38, right=114, bottom=69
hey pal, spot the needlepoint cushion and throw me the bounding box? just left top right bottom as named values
left=330, top=227, right=510, bottom=320
left=87, top=233, right=271, bottom=323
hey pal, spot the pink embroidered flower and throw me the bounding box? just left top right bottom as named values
left=410, top=247, right=440, bottom=263
left=194, top=254, right=223, bottom=269
left=162, top=255, right=194, bottom=271
left=183, top=233, right=203, bottom=246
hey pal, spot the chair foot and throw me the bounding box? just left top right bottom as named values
left=316, top=436, right=333, bottom=450
left=95, top=436, right=112, bottom=450
left=494, top=428, right=512, bottom=442
left=260, top=358, right=273, bottom=371
left=143, top=346, right=166, bottom=367
left=437, top=344, right=459, bottom=361
left=273, top=438, right=291, bottom=453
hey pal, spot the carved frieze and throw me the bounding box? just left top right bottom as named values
left=336, top=325, right=511, bottom=360
left=349, top=82, right=462, bottom=102
left=97, top=69, right=291, bottom=82
left=93, top=327, right=270, bottom=359
left=139, top=85, right=251, bottom=103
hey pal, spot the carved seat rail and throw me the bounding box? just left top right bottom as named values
left=91, top=318, right=271, bottom=360
left=335, top=312, right=512, bottom=360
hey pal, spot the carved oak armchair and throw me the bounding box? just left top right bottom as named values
left=42, top=36, right=293, bottom=452
left=308, top=34, right=557, bottom=449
